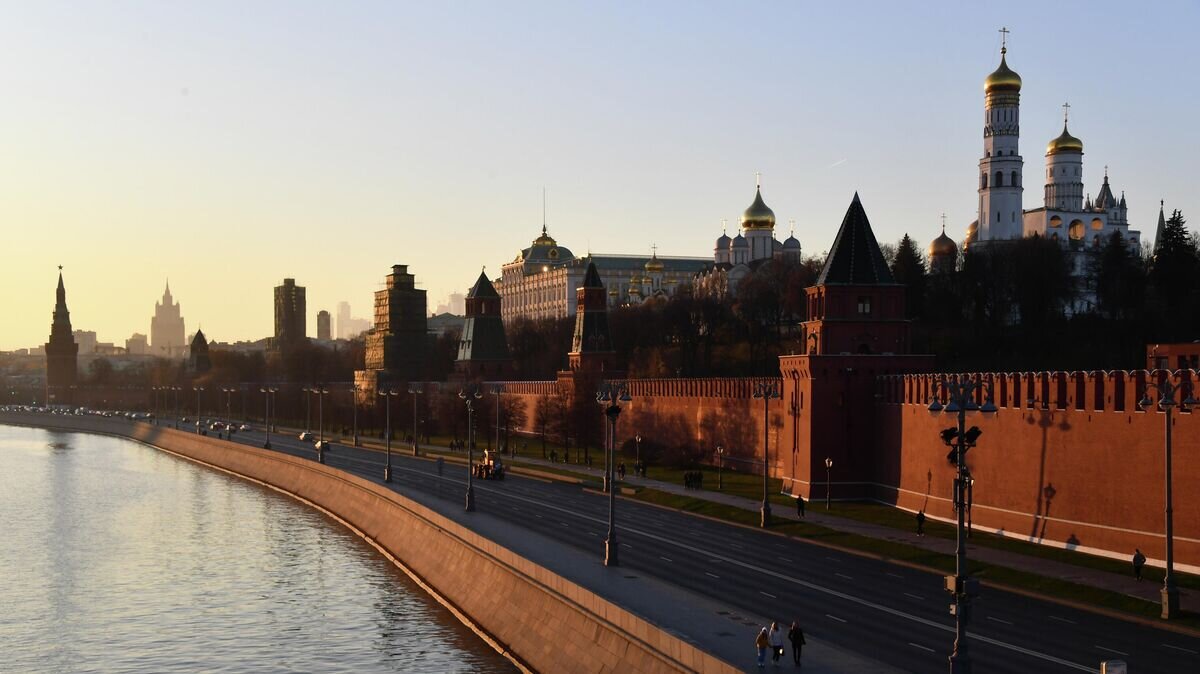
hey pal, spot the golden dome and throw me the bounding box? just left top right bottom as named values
left=644, top=253, right=664, bottom=273
left=741, top=187, right=776, bottom=230
left=984, top=53, right=1022, bottom=93
left=929, top=230, right=958, bottom=258
left=532, top=224, right=556, bottom=247
left=1046, top=125, right=1083, bottom=155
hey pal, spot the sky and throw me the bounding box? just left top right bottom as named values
left=2, top=1, right=1197, bottom=351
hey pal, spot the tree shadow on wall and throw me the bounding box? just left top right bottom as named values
left=698, top=400, right=757, bottom=464
left=630, top=404, right=703, bottom=467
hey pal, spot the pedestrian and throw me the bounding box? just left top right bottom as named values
left=768, top=621, right=784, bottom=665
left=787, top=620, right=805, bottom=666
left=796, top=495, right=806, bottom=519
left=617, top=462, right=626, bottom=480
left=1133, top=548, right=1146, bottom=581
left=916, top=510, right=926, bottom=537
left=755, top=627, right=769, bottom=668
left=550, top=449, right=557, bottom=464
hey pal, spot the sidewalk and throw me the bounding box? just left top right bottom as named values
left=267, top=424, right=1169, bottom=608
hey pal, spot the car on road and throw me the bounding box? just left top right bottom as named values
left=298, top=432, right=315, bottom=442
left=239, top=424, right=251, bottom=431
left=210, top=421, right=226, bottom=431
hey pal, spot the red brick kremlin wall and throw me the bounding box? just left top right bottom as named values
left=874, top=370, right=1200, bottom=572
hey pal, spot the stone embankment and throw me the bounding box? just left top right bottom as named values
left=1, top=412, right=737, bottom=674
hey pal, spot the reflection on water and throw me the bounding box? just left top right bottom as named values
left=0, top=425, right=517, bottom=673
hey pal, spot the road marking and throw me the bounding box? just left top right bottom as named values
left=559, top=522, right=570, bottom=527
left=779, top=556, right=793, bottom=563
left=825, top=614, right=847, bottom=623
left=835, top=573, right=853, bottom=580
left=709, top=559, right=722, bottom=564
left=659, top=556, right=673, bottom=563
left=904, top=593, right=924, bottom=601
left=908, top=642, right=935, bottom=653
left=760, top=591, right=777, bottom=599
left=535, top=514, right=544, bottom=519
left=1095, top=646, right=1127, bottom=656
left=1162, top=644, right=1198, bottom=655
left=587, top=531, right=598, bottom=537
left=406, top=470, right=1101, bottom=673
left=987, top=616, right=1013, bottom=626
left=728, top=542, right=744, bottom=549
left=1048, top=616, right=1076, bottom=625
left=825, top=556, right=839, bottom=562
left=886, top=572, right=904, bottom=579
left=620, top=543, right=633, bottom=549
left=705, top=572, right=720, bottom=579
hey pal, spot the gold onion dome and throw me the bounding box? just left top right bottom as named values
left=741, top=187, right=776, bottom=230
left=532, top=224, right=556, bottom=246
left=984, top=52, right=1022, bottom=93
left=929, top=229, right=957, bottom=257
left=1046, top=125, right=1084, bottom=155
left=645, top=253, right=664, bottom=273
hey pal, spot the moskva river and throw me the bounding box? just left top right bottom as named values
left=0, top=425, right=517, bottom=673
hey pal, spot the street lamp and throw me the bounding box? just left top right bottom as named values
left=459, top=385, right=483, bottom=512
left=488, top=383, right=504, bottom=457
left=192, top=386, right=204, bottom=434
left=1137, top=370, right=1194, bottom=620
left=221, top=387, right=235, bottom=439
left=351, top=385, right=360, bottom=447
left=928, top=374, right=997, bottom=674
left=380, top=389, right=399, bottom=482
left=825, top=457, right=833, bottom=509
left=151, top=386, right=160, bottom=425
left=301, top=387, right=313, bottom=432
left=260, top=387, right=277, bottom=449
left=717, top=445, right=724, bottom=491
left=409, top=382, right=426, bottom=456
left=315, top=387, right=329, bottom=464
left=597, top=381, right=632, bottom=567
left=752, top=381, right=779, bottom=528
left=172, top=386, right=181, bottom=430
left=635, top=434, right=642, bottom=475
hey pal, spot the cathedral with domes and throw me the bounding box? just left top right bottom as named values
left=929, top=33, right=1143, bottom=313
left=697, top=181, right=803, bottom=297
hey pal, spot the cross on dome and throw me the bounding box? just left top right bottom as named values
left=999, top=26, right=1010, bottom=54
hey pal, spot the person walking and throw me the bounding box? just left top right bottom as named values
left=796, top=495, right=806, bottom=519
left=916, top=510, right=926, bottom=537
left=787, top=620, right=805, bottom=666
left=1133, top=548, right=1146, bottom=581
left=755, top=626, right=770, bottom=668
left=617, top=462, right=626, bottom=480
left=768, top=621, right=784, bottom=665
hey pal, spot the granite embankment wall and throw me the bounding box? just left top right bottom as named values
left=0, top=412, right=737, bottom=674
left=875, top=371, right=1200, bottom=572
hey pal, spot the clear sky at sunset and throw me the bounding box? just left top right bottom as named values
left=2, top=1, right=1196, bottom=351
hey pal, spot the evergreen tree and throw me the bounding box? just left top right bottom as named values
left=1149, top=210, right=1197, bottom=314
left=890, top=234, right=926, bottom=319
left=1094, top=229, right=1146, bottom=320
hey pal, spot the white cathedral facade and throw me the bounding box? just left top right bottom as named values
left=932, top=38, right=1143, bottom=314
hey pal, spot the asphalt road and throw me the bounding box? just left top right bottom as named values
left=214, top=424, right=1198, bottom=673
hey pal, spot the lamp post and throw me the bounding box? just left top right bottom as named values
left=351, top=385, right=360, bottom=447
left=221, top=387, right=235, bottom=439
left=192, top=386, right=204, bottom=434
left=459, top=385, right=483, bottom=512
left=717, top=445, right=724, bottom=491
left=967, top=477, right=975, bottom=538
left=928, top=374, right=997, bottom=674
left=315, top=387, right=329, bottom=464
left=635, top=434, right=642, bottom=475
left=172, top=386, right=180, bottom=430
left=260, top=387, right=277, bottom=449
left=488, top=383, right=504, bottom=457
left=151, top=386, right=160, bottom=425
left=301, top=387, right=313, bottom=432
left=380, top=389, right=398, bottom=482
left=752, top=381, right=779, bottom=528
left=409, top=382, right=425, bottom=456
left=597, top=381, right=632, bottom=567
left=825, top=457, right=833, bottom=509
left=1137, top=370, right=1194, bottom=620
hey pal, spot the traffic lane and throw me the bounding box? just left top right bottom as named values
left=224, top=432, right=1193, bottom=672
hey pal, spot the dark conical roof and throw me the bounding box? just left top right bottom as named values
left=467, top=270, right=499, bottom=298
left=582, top=260, right=603, bottom=288
left=191, top=329, right=208, bottom=348
left=816, top=193, right=896, bottom=285
left=1094, top=173, right=1115, bottom=209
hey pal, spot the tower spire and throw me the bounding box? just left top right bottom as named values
left=1062, top=101, right=1071, bottom=126
left=999, top=26, right=1010, bottom=55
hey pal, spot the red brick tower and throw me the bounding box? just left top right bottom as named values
left=567, top=260, right=617, bottom=374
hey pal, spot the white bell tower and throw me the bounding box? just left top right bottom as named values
left=978, top=28, right=1025, bottom=242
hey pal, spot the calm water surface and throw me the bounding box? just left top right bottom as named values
left=0, top=424, right=518, bottom=673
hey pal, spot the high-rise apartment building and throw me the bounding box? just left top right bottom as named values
left=317, top=310, right=331, bottom=341
left=273, top=278, right=306, bottom=350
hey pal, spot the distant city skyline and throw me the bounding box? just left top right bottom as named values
left=2, top=2, right=1196, bottom=350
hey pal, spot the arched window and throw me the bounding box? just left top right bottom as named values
left=1049, top=215, right=1063, bottom=228
left=1011, top=171, right=1018, bottom=186
left=981, top=173, right=988, bottom=189
left=1069, top=220, right=1085, bottom=240
left=1091, top=218, right=1104, bottom=230
left=995, top=171, right=1003, bottom=187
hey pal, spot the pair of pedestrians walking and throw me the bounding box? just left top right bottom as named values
left=755, top=621, right=805, bottom=667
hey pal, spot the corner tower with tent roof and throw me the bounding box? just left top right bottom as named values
left=455, top=269, right=513, bottom=380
